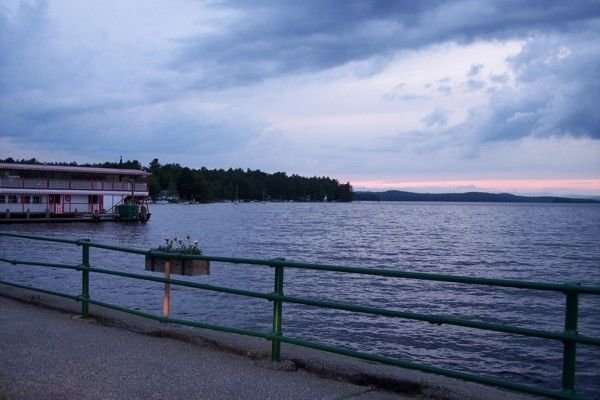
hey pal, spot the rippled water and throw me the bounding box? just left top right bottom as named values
left=1, top=202, right=599, bottom=397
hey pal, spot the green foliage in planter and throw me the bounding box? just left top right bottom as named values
left=151, top=236, right=201, bottom=255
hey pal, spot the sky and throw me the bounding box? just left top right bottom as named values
left=1, top=0, right=599, bottom=196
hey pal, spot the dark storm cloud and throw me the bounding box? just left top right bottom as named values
left=436, top=77, right=453, bottom=95
left=0, top=1, right=50, bottom=93
left=468, top=64, right=483, bottom=77
left=382, top=82, right=429, bottom=102
left=489, top=73, right=509, bottom=84
left=472, top=31, right=600, bottom=142
left=465, top=79, right=486, bottom=91
left=172, top=0, right=600, bottom=87
left=379, top=26, right=600, bottom=155
left=422, top=108, right=449, bottom=128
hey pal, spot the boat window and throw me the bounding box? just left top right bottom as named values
left=21, top=195, right=31, bottom=204
left=33, top=196, right=42, bottom=204
left=0, top=195, right=5, bottom=203
left=8, top=195, right=17, bottom=203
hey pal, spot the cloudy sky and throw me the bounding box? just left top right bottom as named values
left=1, top=0, right=599, bottom=195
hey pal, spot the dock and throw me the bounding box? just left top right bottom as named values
left=1, top=211, right=115, bottom=223
left=0, top=208, right=149, bottom=223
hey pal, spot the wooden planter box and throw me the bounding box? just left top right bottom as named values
left=145, top=255, right=210, bottom=276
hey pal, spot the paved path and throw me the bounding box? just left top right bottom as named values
left=0, top=296, right=409, bottom=400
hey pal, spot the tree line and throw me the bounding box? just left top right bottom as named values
left=1, top=157, right=353, bottom=202
left=147, top=159, right=352, bottom=202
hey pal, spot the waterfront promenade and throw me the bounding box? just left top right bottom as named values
left=0, top=288, right=536, bottom=400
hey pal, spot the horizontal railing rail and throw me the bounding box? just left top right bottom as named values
left=0, top=232, right=598, bottom=400
left=0, top=178, right=148, bottom=192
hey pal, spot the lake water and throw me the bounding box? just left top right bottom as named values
left=1, top=202, right=599, bottom=397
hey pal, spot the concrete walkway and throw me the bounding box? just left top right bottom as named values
left=0, top=289, right=538, bottom=400
left=0, top=295, right=411, bottom=400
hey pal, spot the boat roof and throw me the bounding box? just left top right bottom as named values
left=0, top=163, right=150, bottom=177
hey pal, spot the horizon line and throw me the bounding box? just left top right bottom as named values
left=350, top=179, right=600, bottom=197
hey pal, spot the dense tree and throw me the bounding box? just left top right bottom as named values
left=147, top=160, right=352, bottom=202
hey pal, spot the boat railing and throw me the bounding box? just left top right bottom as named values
left=22, top=178, right=47, bottom=188
left=48, top=180, right=71, bottom=189
left=0, top=232, right=599, bottom=400
left=0, top=178, right=147, bottom=192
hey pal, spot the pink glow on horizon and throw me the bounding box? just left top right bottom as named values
left=351, top=179, right=600, bottom=195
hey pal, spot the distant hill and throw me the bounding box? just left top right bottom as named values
left=352, top=190, right=600, bottom=204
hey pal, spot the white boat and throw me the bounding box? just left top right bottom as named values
left=0, top=163, right=151, bottom=222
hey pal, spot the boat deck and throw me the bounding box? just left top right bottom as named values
left=0, top=211, right=145, bottom=223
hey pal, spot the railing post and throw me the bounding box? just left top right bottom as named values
left=271, top=259, right=285, bottom=362
left=162, top=260, right=171, bottom=317
left=80, top=239, right=91, bottom=318
left=561, top=289, right=579, bottom=395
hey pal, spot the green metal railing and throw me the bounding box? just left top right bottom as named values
left=0, top=232, right=599, bottom=400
